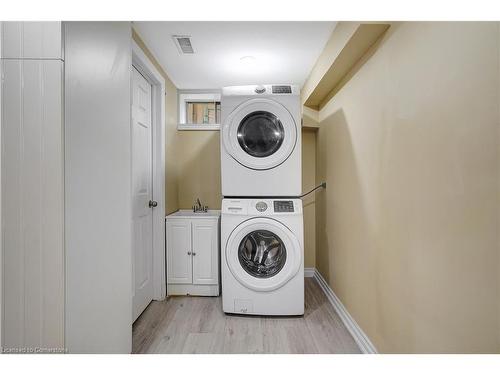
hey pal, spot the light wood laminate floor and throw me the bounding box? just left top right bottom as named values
left=132, top=277, right=360, bottom=354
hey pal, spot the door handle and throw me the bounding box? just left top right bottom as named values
left=187, top=251, right=192, bottom=255
left=149, top=200, right=158, bottom=208
left=192, top=252, right=196, bottom=256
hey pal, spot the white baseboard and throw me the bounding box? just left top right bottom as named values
left=304, top=267, right=316, bottom=278
left=308, top=267, right=378, bottom=354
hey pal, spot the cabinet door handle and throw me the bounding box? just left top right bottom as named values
left=187, top=251, right=192, bottom=255
left=192, top=252, right=196, bottom=256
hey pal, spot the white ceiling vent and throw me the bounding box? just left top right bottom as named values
left=172, top=35, right=194, bottom=54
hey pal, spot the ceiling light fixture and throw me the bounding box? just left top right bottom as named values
left=240, top=55, right=257, bottom=66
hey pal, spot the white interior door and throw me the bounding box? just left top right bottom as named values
left=132, top=66, right=154, bottom=322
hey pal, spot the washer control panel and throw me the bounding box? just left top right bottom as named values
left=273, top=200, right=294, bottom=213
left=255, top=201, right=268, bottom=212
left=223, top=199, right=301, bottom=215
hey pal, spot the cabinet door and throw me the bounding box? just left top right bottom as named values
left=1, top=22, right=62, bottom=59
left=192, top=219, right=219, bottom=285
left=166, top=220, right=192, bottom=284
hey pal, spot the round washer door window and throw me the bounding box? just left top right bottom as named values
left=222, top=98, right=297, bottom=170
left=237, top=111, right=284, bottom=158
left=225, top=218, right=301, bottom=292
left=238, top=230, right=286, bottom=278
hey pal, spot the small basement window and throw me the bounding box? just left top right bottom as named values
left=178, top=91, right=221, bottom=130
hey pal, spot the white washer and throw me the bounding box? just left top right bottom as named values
left=221, top=84, right=301, bottom=197
left=221, top=198, right=304, bottom=315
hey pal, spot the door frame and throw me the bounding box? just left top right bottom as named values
left=132, top=40, right=166, bottom=301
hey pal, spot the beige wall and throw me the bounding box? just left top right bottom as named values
left=316, top=22, right=500, bottom=353
left=133, top=29, right=179, bottom=215
left=302, top=129, right=317, bottom=268
left=498, top=23, right=500, bottom=354
left=177, top=130, right=222, bottom=209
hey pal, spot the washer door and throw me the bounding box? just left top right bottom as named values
left=222, top=98, right=297, bottom=170
left=226, top=218, right=301, bottom=292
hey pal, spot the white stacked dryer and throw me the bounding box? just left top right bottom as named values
left=220, top=84, right=304, bottom=316
left=221, top=84, right=301, bottom=197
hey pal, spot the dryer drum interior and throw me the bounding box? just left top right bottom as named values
left=238, top=229, right=287, bottom=278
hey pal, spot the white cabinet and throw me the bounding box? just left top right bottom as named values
left=166, top=211, right=220, bottom=296
left=1, top=22, right=64, bottom=350
left=1, top=22, right=63, bottom=59
left=192, top=220, right=219, bottom=285
left=166, top=220, right=192, bottom=284
left=1, top=21, right=133, bottom=353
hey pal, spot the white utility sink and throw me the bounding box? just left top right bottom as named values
left=167, top=209, right=220, bottom=219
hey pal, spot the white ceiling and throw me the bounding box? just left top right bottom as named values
left=133, top=21, right=336, bottom=89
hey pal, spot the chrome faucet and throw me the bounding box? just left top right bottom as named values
left=192, top=198, right=208, bottom=213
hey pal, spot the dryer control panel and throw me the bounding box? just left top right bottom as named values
left=255, top=201, right=268, bottom=212
left=274, top=200, right=294, bottom=213
left=272, top=85, right=292, bottom=94
left=222, top=84, right=300, bottom=97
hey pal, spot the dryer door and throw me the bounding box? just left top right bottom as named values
left=225, top=217, right=301, bottom=292
left=222, top=98, right=297, bottom=170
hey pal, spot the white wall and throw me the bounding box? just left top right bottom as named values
left=64, top=22, right=132, bottom=353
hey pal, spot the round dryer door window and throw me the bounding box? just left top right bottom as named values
left=225, top=217, right=301, bottom=292
left=237, top=111, right=284, bottom=158
left=238, top=229, right=287, bottom=278
left=222, top=98, right=297, bottom=170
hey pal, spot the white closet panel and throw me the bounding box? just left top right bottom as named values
left=1, top=59, right=64, bottom=349
left=64, top=22, right=132, bottom=354
left=0, top=22, right=63, bottom=60
left=2, top=21, right=132, bottom=354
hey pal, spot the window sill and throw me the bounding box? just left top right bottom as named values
left=177, top=124, right=220, bottom=131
